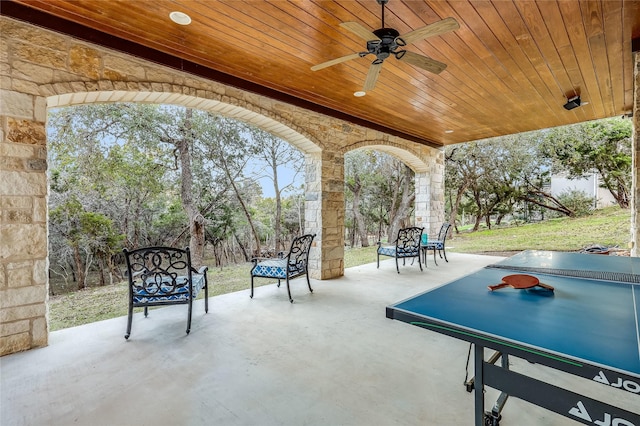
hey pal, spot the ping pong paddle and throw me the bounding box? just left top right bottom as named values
left=488, top=274, right=554, bottom=292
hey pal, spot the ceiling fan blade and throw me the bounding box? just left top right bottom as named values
left=363, top=62, right=383, bottom=91
left=340, top=22, right=379, bottom=41
left=397, top=51, right=447, bottom=74
left=311, top=52, right=362, bottom=71
left=397, top=17, right=460, bottom=46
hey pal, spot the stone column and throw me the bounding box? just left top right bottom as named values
left=430, top=149, right=446, bottom=235
left=305, top=150, right=344, bottom=279
left=0, top=91, right=50, bottom=355
left=413, top=148, right=445, bottom=238
left=414, top=172, right=430, bottom=232
left=632, top=50, right=640, bottom=256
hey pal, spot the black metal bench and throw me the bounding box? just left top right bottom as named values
left=250, top=234, right=315, bottom=303
left=123, top=246, right=208, bottom=339
left=422, top=222, right=452, bottom=265
left=377, top=226, right=424, bottom=273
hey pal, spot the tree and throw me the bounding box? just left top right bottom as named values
left=49, top=197, right=123, bottom=289
left=445, top=143, right=482, bottom=231
left=445, top=131, right=582, bottom=230
left=249, top=128, right=304, bottom=252
left=344, top=150, right=378, bottom=247
left=540, top=117, right=631, bottom=208
left=386, top=161, right=415, bottom=241
left=199, top=115, right=263, bottom=256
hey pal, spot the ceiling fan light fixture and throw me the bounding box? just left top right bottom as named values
left=170, top=11, right=192, bottom=26
left=563, top=95, right=581, bottom=110
left=354, top=91, right=366, bottom=97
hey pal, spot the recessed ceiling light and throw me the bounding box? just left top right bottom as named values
left=445, top=130, right=454, bottom=133
left=170, top=11, right=192, bottom=25
left=354, top=91, right=366, bottom=97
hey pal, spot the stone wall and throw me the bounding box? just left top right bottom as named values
left=0, top=16, right=443, bottom=355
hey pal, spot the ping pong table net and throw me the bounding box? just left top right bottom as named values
left=486, top=263, right=640, bottom=284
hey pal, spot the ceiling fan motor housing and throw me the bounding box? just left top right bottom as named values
left=370, top=28, right=401, bottom=60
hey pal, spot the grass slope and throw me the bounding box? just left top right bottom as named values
left=449, top=207, right=629, bottom=253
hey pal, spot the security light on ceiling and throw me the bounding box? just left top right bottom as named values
left=563, top=95, right=581, bottom=110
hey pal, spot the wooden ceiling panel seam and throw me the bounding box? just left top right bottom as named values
left=438, top=1, right=547, bottom=128
left=472, top=1, right=566, bottom=127
left=533, top=1, right=593, bottom=122
left=556, top=1, right=605, bottom=117
left=440, top=3, right=552, bottom=129
left=181, top=2, right=320, bottom=67
left=579, top=1, right=616, bottom=118
left=601, top=0, right=625, bottom=116
left=510, top=2, right=578, bottom=118
left=41, top=0, right=193, bottom=54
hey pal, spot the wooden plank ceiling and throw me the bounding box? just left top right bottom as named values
left=4, top=0, right=640, bottom=147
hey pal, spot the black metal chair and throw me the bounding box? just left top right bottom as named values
left=377, top=226, right=424, bottom=273
left=422, top=222, right=452, bottom=265
left=122, top=246, right=208, bottom=339
left=250, top=234, right=315, bottom=303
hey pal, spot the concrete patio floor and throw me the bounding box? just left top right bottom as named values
left=1, top=253, right=636, bottom=426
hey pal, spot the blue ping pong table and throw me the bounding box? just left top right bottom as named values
left=386, top=250, right=640, bottom=425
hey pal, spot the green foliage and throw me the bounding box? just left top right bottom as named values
left=540, top=117, right=631, bottom=208
left=554, top=190, right=595, bottom=218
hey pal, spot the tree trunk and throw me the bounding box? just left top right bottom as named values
left=179, top=108, right=205, bottom=266
left=272, top=160, right=283, bottom=252
left=352, top=186, right=370, bottom=247
left=73, top=245, right=85, bottom=290
left=449, top=181, right=470, bottom=235
left=388, top=165, right=415, bottom=240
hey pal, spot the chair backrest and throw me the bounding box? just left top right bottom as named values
left=396, top=227, right=423, bottom=255
left=286, top=234, right=315, bottom=274
left=123, top=246, right=194, bottom=298
left=437, top=222, right=452, bottom=242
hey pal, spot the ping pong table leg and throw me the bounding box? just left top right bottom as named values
left=474, top=345, right=507, bottom=426
left=474, top=344, right=485, bottom=426
left=489, top=355, right=509, bottom=420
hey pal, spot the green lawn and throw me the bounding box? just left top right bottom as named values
left=48, top=207, right=630, bottom=331
left=448, top=207, right=629, bottom=254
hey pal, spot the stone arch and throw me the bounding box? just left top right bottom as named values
left=45, top=85, right=323, bottom=155
left=341, top=139, right=444, bottom=236
left=342, top=140, right=433, bottom=173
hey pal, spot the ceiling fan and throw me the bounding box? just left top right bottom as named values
left=311, top=0, right=459, bottom=92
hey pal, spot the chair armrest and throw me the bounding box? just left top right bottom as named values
left=194, top=265, right=208, bottom=275
left=130, top=270, right=144, bottom=278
